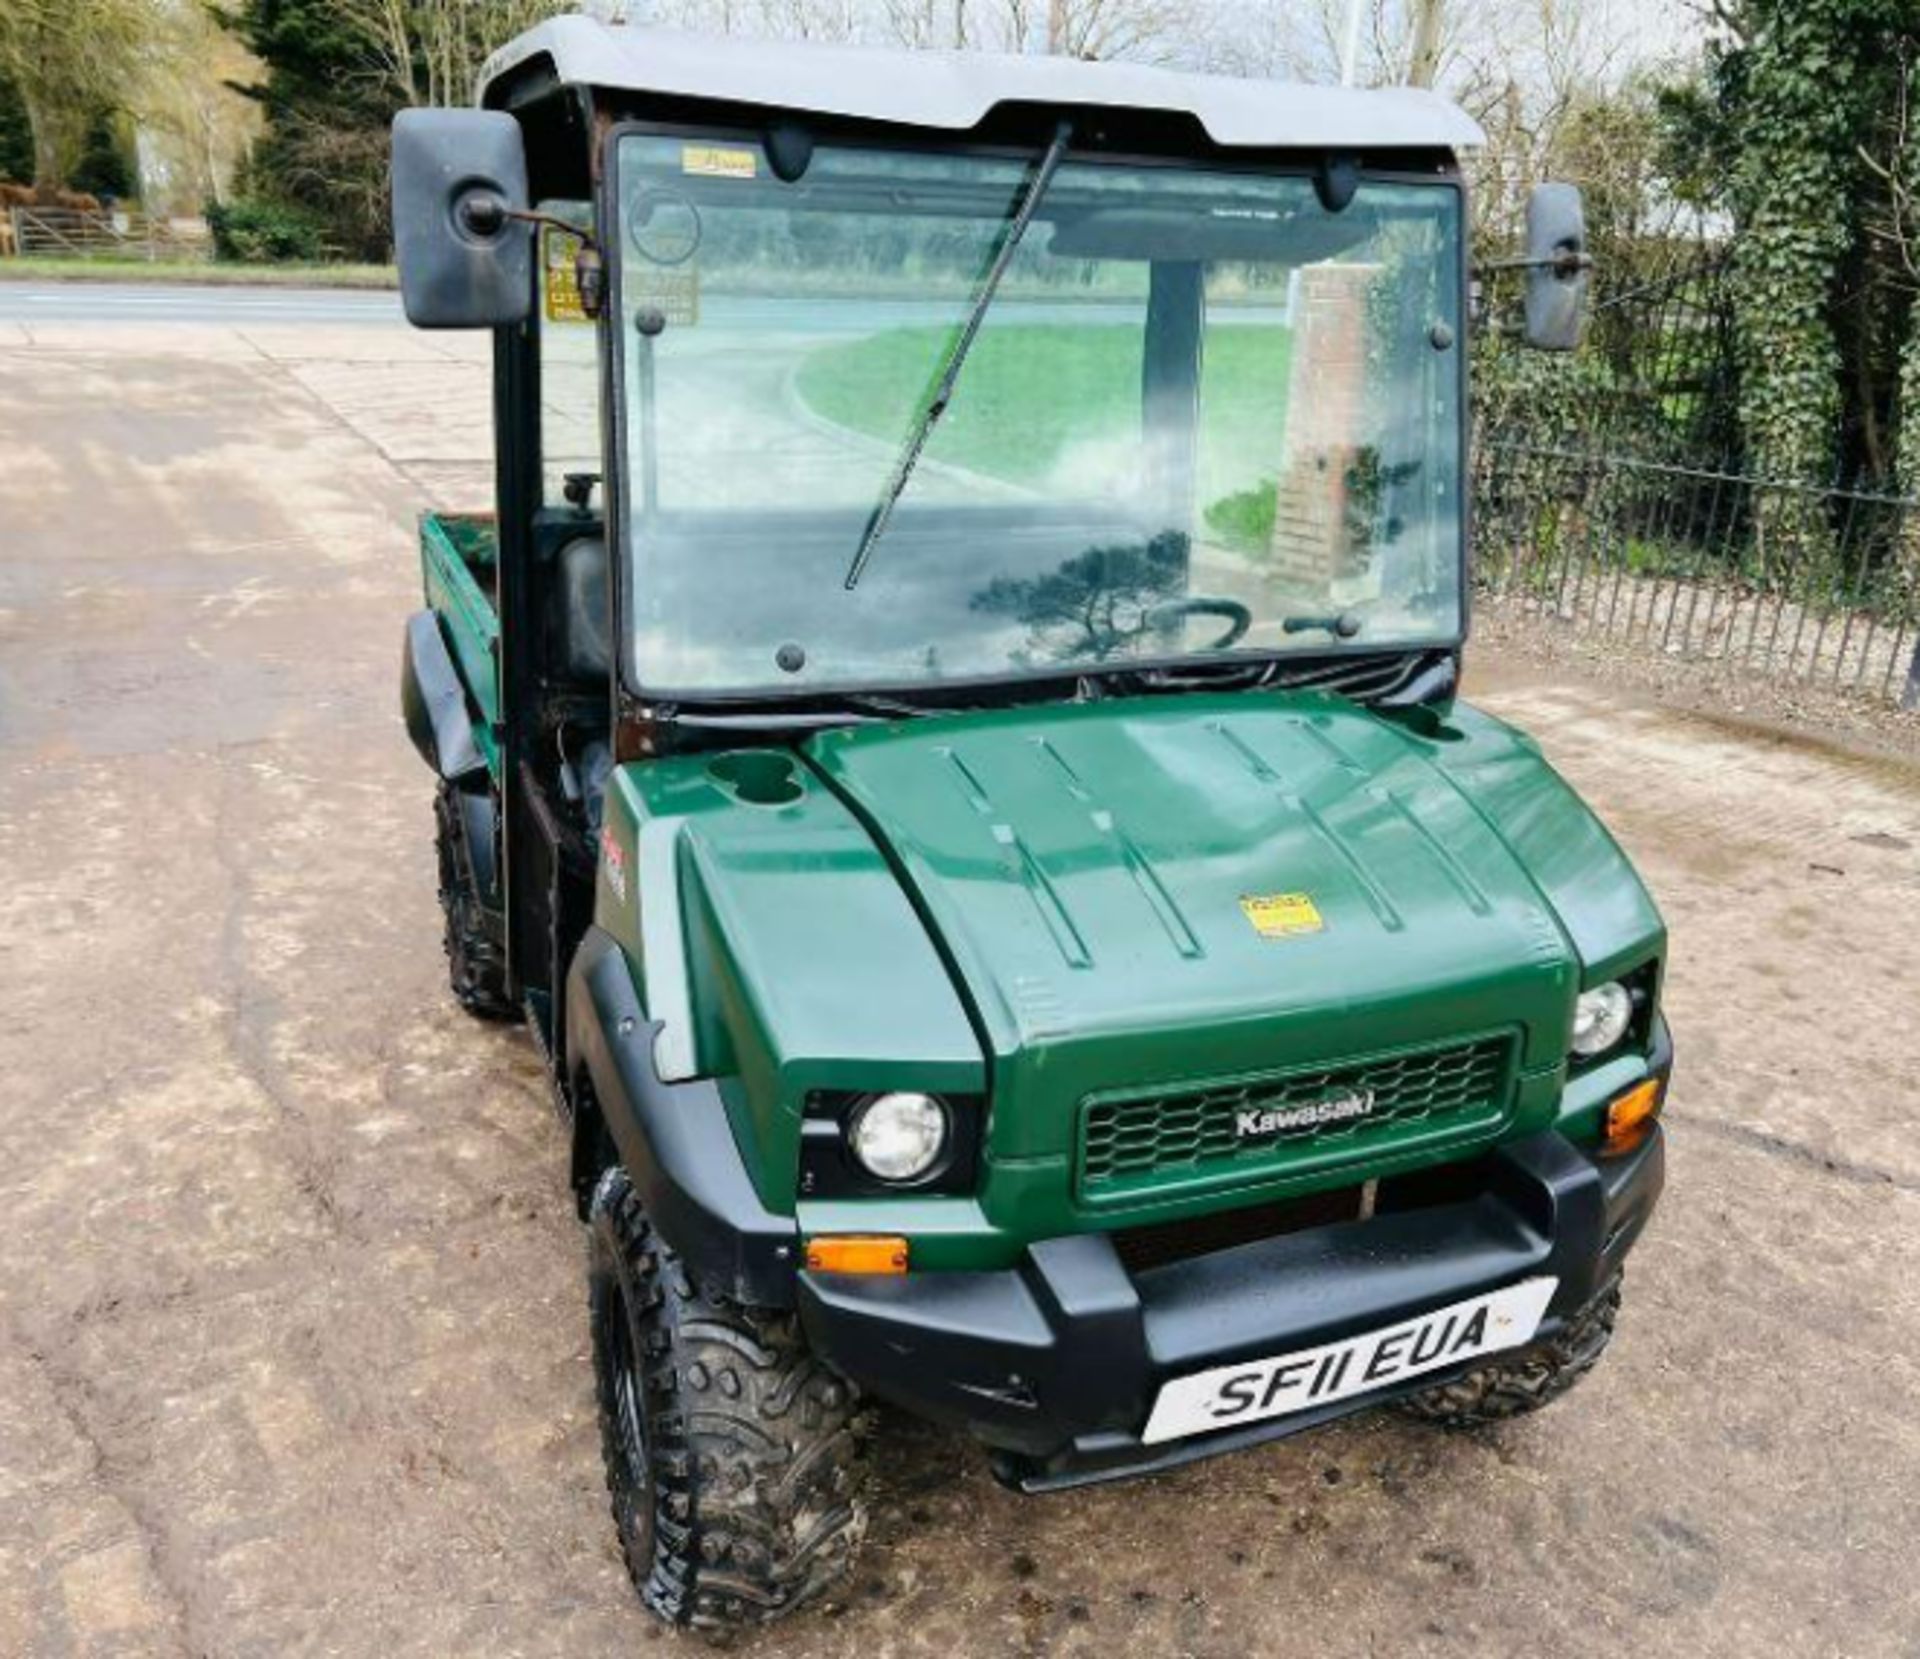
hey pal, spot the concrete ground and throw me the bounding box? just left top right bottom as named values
left=3, top=293, right=1918, bottom=1658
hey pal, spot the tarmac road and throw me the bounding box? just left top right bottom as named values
left=3, top=292, right=1920, bottom=1657
left=0, top=282, right=406, bottom=326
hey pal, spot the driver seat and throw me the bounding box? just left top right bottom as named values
left=553, top=535, right=611, bottom=683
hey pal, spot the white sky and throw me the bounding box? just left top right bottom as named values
left=609, top=0, right=1723, bottom=92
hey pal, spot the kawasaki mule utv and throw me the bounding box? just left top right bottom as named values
left=393, top=17, right=1671, bottom=1632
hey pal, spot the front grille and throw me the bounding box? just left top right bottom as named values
left=1079, top=1035, right=1513, bottom=1201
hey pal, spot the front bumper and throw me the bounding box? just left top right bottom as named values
left=799, top=1125, right=1664, bottom=1490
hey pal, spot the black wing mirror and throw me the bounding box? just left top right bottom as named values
left=1523, top=183, right=1590, bottom=353
left=391, top=109, right=531, bottom=328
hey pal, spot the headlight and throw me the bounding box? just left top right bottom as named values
left=847, top=1092, right=950, bottom=1183
left=1571, top=981, right=1634, bottom=1058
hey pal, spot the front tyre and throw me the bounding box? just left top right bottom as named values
left=587, top=1167, right=867, bottom=1630
left=1398, top=1279, right=1622, bottom=1428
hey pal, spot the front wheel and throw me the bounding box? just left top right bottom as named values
left=587, top=1167, right=867, bottom=1630
left=1398, top=1279, right=1622, bottom=1428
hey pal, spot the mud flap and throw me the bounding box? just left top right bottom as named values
left=402, top=610, right=487, bottom=783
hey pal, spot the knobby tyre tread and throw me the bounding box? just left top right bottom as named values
left=588, top=1166, right=867, bottom=1631
left=432, top=782, right=514, bottom=1020
left=1397, top=1280, right=1622, bottom=1427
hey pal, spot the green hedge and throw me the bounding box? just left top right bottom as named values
left=205, top=199, right=330, bottom=264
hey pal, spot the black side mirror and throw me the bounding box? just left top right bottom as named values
left=391, top=109, right=531, bottom=328
left=1523, top=183, right=1589, bottom=352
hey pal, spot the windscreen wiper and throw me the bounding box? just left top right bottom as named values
left=842, top=120, right=1074, bottom=591
left=1282, top=610, right=1365, bottom=639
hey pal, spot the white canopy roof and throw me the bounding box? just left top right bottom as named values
left=479, top=19, right=1482, bottom=152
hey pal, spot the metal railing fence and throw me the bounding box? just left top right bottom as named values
left=4, top=207, right=208, bottom=261
left=1474, top=438, right=1920, bottom=708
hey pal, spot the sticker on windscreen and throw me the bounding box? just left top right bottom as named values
left=629, top=189, right=701, bottom=266
left=682, top=144, right=756, bottom=179
left=1240, top=892, right=1324, bottom=938
left=629, top=267, right=700, bottom=327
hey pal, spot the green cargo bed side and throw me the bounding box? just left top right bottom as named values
left=419, top=511, right=502, bottom=778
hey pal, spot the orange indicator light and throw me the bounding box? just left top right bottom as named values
left=805, top=1236, right=910, bottom=1275
left=1604, top=1078, right=1664, bottom=1151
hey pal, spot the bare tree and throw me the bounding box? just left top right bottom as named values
left=139, top=11, right=263, bottom=212
left=1201, top=0, right=1459, bottom=90
left=1444, top=0, right=1646, bottom=243
left=882, top=0, right=946, bottom=47
left=653, top=0, right=870, bottom=40
left=569, top=0, right=1684, bottom=103
left=1406, top=0, right=1444, bottom=87
left=333, top=0, right=577, bottom=110
left=1009, top=0, right=1182, bottom=56
left=649, top=0, right=1195, bottom=58
left=0, top=0, right=168, bottom=190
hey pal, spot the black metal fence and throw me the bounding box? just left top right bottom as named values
left=1471, top=243, right=1920, bottom=710
left=1475, top=440, right=1920, bottom=707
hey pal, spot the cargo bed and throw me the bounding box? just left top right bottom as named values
left=419, top=512, right=502, bottom=778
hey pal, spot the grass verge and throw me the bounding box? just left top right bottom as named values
left=0, top=257, right=397, bottom=289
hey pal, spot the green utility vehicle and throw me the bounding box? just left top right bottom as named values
left=394, top=19, right=1670, bottom=1631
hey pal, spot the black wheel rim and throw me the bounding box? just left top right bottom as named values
left=605, top=1274, right=656, bottom=1561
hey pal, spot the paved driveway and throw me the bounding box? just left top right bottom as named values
left=2, top=292, right=1917, bottom=1657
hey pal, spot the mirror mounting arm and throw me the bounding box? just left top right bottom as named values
left=460, top=196, right=606, bottom=319
left=1475, top=250, right=1594, bottom=278
left=461, top=195, right=597, bottom=256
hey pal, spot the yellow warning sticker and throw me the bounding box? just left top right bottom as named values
left=1240, top=892, right=1325, bottom=939
left=541, top=222, right=589, bottom=324
left=683, top=144, right=757, bottom=179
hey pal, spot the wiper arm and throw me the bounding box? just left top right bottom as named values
left=1282, top=610, right=1365, bottom=640
left=842, top=120, right=1074, bottom=591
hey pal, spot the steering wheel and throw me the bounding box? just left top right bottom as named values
left=1146, top=596, right=1254, bottom=651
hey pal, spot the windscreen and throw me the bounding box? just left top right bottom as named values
left=614, top=132, right=1463, bottom=696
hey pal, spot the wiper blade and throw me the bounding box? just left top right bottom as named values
left=842, top=120, right=1074, bottom=592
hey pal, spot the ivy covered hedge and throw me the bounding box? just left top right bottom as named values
left=1728, top=0, right=1864, bottom=490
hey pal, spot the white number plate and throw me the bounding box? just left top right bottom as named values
left=1141, top=1276, right=1558, bottom=1445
